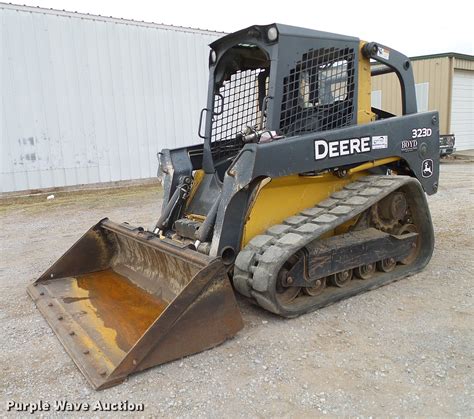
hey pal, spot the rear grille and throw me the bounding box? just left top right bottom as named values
left=280, top=47, right=356, bottom=136
left=211, top=68, right=266, bottom=160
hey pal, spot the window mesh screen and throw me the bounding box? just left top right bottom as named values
left=280, top=48, right=355, bottom=136
left=211, top=68, right=266, bottom=160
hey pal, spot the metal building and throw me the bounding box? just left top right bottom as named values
left=371, top=53, right=474, bottom=151
left=1, top=4, right=221, bottom=193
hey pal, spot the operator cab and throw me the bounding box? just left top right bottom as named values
left=202, top=24, right=360, bottom=179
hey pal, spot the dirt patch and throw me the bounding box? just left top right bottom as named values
left=1, top=164, right=472, bottom=417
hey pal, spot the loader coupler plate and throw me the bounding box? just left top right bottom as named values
left=27, top=219, right=243, bottom=389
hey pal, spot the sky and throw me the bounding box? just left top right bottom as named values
left=9, top=0, right=474, bottom=56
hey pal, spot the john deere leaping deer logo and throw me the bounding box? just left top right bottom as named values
left=422, top=159, right=434, bottom=178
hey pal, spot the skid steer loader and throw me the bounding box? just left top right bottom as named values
left=28, top=24, right=439, bottom=389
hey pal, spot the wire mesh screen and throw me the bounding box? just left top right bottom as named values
left=279, top=48, right=355, bottom=136
left=211, top=68, right=266, bottom=160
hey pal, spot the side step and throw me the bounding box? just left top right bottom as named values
left=27, top=219, right=243, bottom=389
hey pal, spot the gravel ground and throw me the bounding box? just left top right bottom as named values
left=1, top=162, right=473, bottom=417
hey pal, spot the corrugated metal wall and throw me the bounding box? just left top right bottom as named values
left=454, top=58, right=474, bottom=71
left=1, top=5, right=221, bottom=193
left=371, top=55, right=474, bottom=151
left=371, top=57, right=452, bottom=133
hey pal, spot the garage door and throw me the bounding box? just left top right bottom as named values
left=451, top=70, right=474, bottom=151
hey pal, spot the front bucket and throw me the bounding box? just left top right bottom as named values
left=27, top=219, right=243, bottom=389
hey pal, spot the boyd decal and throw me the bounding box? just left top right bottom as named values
left=314, top=137, right=371, bottom=160
left=401, top=139, right=418, bottom=152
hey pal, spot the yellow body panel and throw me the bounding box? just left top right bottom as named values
left=241, top=172, right=365, bottom=247
left=186, top=169, right=205, bottom=210
left=357, top=41, right=375, bottom=125
left=241, top=155, right=403, bottom=247
left=348, top=157, right=400, bottom=175
left=185, top=169, right=206, bottom=221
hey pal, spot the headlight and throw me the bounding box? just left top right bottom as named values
left=267, top=27, right=278, bottom=42
left=210, top=49, right=217, bottom=64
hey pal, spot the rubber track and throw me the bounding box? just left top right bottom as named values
left=233, top=175, right=427, bottom=317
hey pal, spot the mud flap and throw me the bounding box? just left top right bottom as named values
left=27, top=219, right=243, bottom=390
